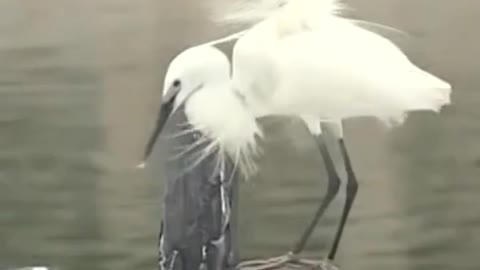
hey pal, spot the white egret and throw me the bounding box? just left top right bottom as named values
left=140, top=0, right=452, bottom=266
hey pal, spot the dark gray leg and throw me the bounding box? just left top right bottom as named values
left=292, top=135, right=341, bottom=254
left=327, top=139, right=358, bottom=260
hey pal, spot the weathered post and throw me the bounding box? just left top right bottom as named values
left=156, top=105, right=238, bottom=270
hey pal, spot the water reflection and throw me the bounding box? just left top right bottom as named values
left=0, top=1, right=479, bottom=270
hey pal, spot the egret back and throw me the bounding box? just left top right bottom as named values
left=269, top=20, right=451, bottom=124
left=230, top=0, right=347, bottom=117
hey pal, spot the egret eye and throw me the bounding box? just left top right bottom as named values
left=172, top=79, right=181, bottom=88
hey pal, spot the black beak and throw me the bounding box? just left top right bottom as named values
left=138, top=94, right=177, bottom=167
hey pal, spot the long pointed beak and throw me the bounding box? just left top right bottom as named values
left=137, top=95, right=176, bottom=168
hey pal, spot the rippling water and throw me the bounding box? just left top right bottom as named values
left=1, top=1, right=479, bottom=270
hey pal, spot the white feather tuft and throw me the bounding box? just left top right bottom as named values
left=208, top=0, right=407, bottom=49
left=212, top=0, right=345, bottom=26
left=184, top=84, right=264, bottom=179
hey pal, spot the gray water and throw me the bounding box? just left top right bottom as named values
left=0, top=0, right=479, bottom=270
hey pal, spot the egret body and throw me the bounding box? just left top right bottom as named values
left=141, top=0, right=452, bottom=266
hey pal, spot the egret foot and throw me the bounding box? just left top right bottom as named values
left=236, top=253, right=339, bottom=270
left=236, top=252, right=296, bottom=270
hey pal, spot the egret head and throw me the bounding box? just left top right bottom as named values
left=163, top=45, right=231, bottom=109
left=140, top=45, right=231, bottom=165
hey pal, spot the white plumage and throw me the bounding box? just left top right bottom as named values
left=232, top=16, right=451, bottom=124
left=143, top=0, right=452, bottom=179
left=216, top=0, right=344, bottom=26
left=224, top=0, right=449, bottom=175
left=228, top=0, right=451, bottom=124
left=162, top=46, right=262, bottom=177
left=140, top=2, right=452, bottom=261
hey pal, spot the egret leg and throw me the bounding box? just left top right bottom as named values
left=235, top=136, right=341, bottom=270
left=327, top=139, right=358, bottom=260
left=292, top=135, right=341, bottom=254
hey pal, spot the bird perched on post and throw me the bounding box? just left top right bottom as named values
left=140, top=0, right=452, bottom=268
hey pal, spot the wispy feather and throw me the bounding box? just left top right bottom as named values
left=212, top=0, right=345, bottom=26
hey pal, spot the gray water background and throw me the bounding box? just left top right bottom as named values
left=0, top=0, right=479, bottom=270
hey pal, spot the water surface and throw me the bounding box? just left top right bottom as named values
left=0, top=1, right=479, bottom=270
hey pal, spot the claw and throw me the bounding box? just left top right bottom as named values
left=236, top=254, right=338, bottom=270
